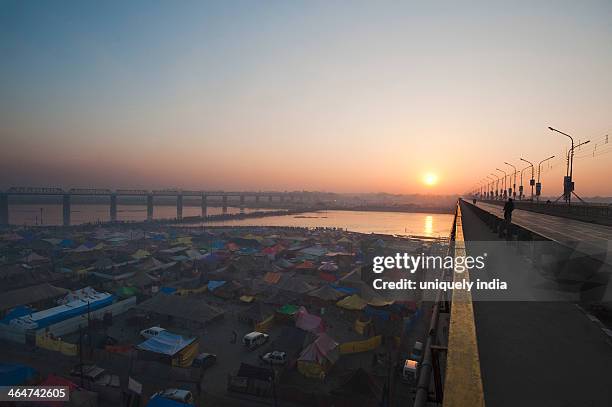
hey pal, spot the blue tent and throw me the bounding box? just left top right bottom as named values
left=211, top=240, right=226, bottom=250
left=331, top=285, right=358, bottom=295
left=207, top=280, right=226, bottom=292
left=59, top=239, right=75, bottom=248
left=0, top=363, right=36, bottom=386
left=137, top=331, right=196, bottom=356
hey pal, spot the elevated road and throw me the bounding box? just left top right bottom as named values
left=475, top=201, right=612, bottom=244
left=457, top=200, right=612, bottom=406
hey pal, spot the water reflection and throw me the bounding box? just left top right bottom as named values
left=424, top=215, right=433, bottom=236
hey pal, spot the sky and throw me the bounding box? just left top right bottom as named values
left=1, top=0, right=611, bottom=196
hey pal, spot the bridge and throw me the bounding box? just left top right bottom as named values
left=418, top=198, right=612, bottom=406
left=0, top=187, right=322, bottom=226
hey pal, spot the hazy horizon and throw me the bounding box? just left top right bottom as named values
left=1, top=0, right=611, bottom=195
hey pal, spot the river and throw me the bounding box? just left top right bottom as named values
left=7, top=205, right=453, bottom=238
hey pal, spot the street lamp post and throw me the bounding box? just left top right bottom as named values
left=548, top=127, right=590, bottom=204
left=504, top=162, right=517, bottom=199
left=496, top=168, right=508, bottom=199
left=490, top=173, right=501, bottom=200
left=536, top=155, right=555, bottom=202
left=520, top=158, right=535, bottom=201
left=485, top=175, right=494, bottom=199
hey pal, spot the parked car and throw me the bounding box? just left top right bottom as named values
left=192, top=353, right=217, bottom=369
left=410, top=341, right=423, bottom=361
left=242, top=331, right=269, bottom=349
left=70, top=364, right=121, bottom=403
left=261, top=351, right=287, bottom=365
left=70, top=364, right=120, bottom=388
left=151, top=388, right=194, bottom=404
left=140, top=326, right=166, bottom=339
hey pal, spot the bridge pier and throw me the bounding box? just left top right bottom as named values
left=201, top=194, right=207, bottom=218
left=240, top=195, right=245, bottom=214
left=110, top=194, right=117, bottom=222
left=0, top=193, right=8, bottom=225
left=147, top=194, right=154, bottom=221
left=62, top=194, right=71, bottom=226
left=222, top=196, right=228, bottom=214
left=177, top=194, right=183, bottom=221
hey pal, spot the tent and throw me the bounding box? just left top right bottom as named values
left=336, top=294, right=367, bottom=311
left=318, top=262, right=338, bottom=272
left=297, top=333, right=339, bottom=379
left=277, top=278, right=315, bottom=294
left=308, top=285, right=345, bottom=302
left=21, top=252, right=48, bottom=263
left=277, top=304, right=299, bottom=316
left=207, top=280, right=226, bottom=292
left=263, top=272, right=282, bottom=284
left=295, top=307, right=325, bottom=333
left=137, top=331, right=196, bottom=356
left=132, top=249, right=151, bottom=260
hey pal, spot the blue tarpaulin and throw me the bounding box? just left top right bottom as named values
left=0, top=305, right=33, bottom=325
left=160, top=287, right=177, bottom=295
left=365, top=305, right=391, bottom=320
left=331, top=285, right=358, bottom=295
left=212, top=240, right=226, bottom=250
left=0, top=363, right=36, bottom=386
left=207, top=280, right=226, bottom=291
left=137, top=331, right=196, bottom=356
left=146, top=396, right=187, bottom=407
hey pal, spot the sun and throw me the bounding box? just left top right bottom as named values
left=422, top=172, right=438, bottom=187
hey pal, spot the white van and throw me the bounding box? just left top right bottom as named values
left=242, top=331, right=269, bottom=349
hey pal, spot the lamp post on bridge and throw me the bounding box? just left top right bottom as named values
left=548, top=127, right=590, bottom=204
left=504, top=162, right=517, bottom=199
left=519, top=165, right=530, bottom=200
left=495, top=168, right=508, bottom=199
left=536, top=155, right=555, bottom=202
left=485, top=175, right=495, bottom=200
left=520, top=158, right=535, bottom=201
left=490, top=173, right=501, bottom=200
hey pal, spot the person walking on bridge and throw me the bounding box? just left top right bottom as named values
left=501, top=198, right=515, bottom=238
left=503, top=198, right=515, bottom=223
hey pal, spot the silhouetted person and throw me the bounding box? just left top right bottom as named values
left=503, top=198, right=514, bottom=223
